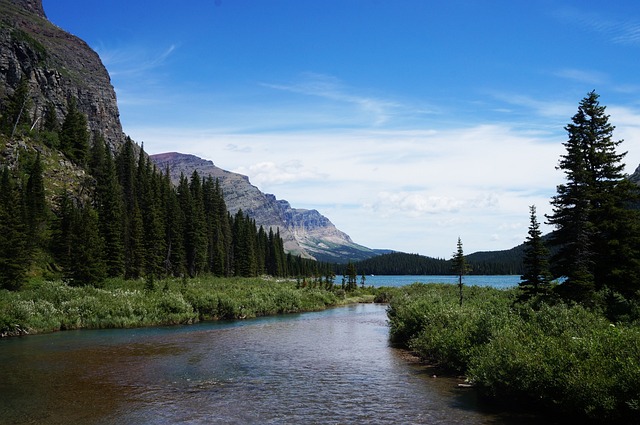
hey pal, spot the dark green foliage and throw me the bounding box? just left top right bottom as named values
left=0, top=76, right=32, bottom=136
left=43, top=101, right=59, bottom=133
left=0, top=133, right=336, bottom=286
left=24, top=152, right=49, bottom=253
left=349, top=250, right=523, bottom=276
left=59, top=97, right=89, bottom=166
left=387, top=284, right=640, bottom=423
left=90, top=136, right=125, bottom=277
left=547, top=91, right=640, bottom=302
left=344, top=261, right=358, bottom=291
left=519, top=205, right=552, bottom=301
left=0, top=167, right=28, bottom=290
left=65, top=203, right=106, bottom=286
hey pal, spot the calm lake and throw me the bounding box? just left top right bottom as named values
left=361, top=274, right=521, bottom=289
left=0, top=302, right=547, bottom=424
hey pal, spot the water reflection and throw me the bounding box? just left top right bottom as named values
left=0, top=304, right=544, bottom=424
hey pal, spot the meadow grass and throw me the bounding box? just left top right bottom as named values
left=0, top=276, right=380, bottom=336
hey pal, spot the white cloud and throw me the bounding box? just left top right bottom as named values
left=133, top=121, right=566, bottom=257
left=235, top=161, right=328, bottom=187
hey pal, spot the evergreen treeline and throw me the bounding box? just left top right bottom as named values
left=341, top=251, right=523, bottom=276
left=0, top=96, right=331, bottom=290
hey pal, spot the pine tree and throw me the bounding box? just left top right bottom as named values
left=519, top=205, right=552, bottom=301
left=0, top=167, right=28, bottom=290
left=50, top=190, right=74, bottom=273
left=59, top=97, right=89, bottom=166
left=547, top=91, right=640, bottom=302
left=43, top=101, right=60, bottom=133
left=451, top=237, right=469, bottom=307
left=116, top=138, right=145, bottom=278
left=24, top=152, right=48, bottom=253
left=66, top=203, right=107, bottom=286
left=186, top=171, right=207, bottom=276
left=0, top=76, right=31, bottom=136
left=344, top=261, right=358, bottom=291
left=163, top=169, right=186, bottom=277
left=92, top=138, right=125, bottom=277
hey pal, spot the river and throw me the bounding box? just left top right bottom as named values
left=0, top=303, right=545, bottom=424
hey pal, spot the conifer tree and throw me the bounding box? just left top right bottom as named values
left=451, top=237, right=469, bottom=306
left=43, top=101, right=60, bottom=133
left=143, top=161, right=167, bottom=277
left=232, top=209, right=257, bottom=276
left=24, top=152, right=48, bottom=253
left=59, top=97, right=89, bottom=165
left=66, top=203, right=107, bottom=286
left=92, top=138, right=125, bottom=277
left=163, top=169, right=186, bottom=276
left=50, top=190, right=74, bottom=273
left=519, top=205, right=552, bottom=301
left=0, top=167, right=28, bottom=290
left=186, top=171, right=207, bottom=276
left=547, top=91, right=640, bottom=301
left=0, top=76, right=31, bottom=136
left=344, top=261, right=358, bottom=291
left=116, top=138, right=145, bottom=278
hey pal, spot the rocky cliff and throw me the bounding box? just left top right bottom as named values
left=0, top=0, right=124, bottom=151
left=150, top=152, right=378, bottom=262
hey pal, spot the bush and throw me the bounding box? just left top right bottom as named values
left=387, top=283, right=640, bottom=422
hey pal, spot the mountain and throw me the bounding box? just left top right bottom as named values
left=0, top=0, right=124, bottom=152
left=150, top=152, right=379, bottom=263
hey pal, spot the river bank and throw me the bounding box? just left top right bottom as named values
left=0, top=276, right=381, bottom=337
left=387, top=283, right=640, bottom=423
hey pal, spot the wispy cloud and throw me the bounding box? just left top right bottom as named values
left=555, top=8, right=640, bottom=47
left=97, top=44, right=178, bottom=77
left=489, top=92, right=576, bottom=120
left=553, top=68, right=608, bottom=85
left=261, top=73, right=412, bottom=126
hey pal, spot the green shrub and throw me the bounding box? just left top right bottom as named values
left=387, top=283, right=640, bottom=423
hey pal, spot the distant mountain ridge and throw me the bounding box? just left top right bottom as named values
left=150, top=152, right=379, bottom=263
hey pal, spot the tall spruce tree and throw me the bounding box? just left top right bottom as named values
left=59, top=97, right=89, bottom=166
left=66, top=203, right=107, bottom=286
left=547, top=91, right=640, bottom=301
left=92, top=137, right=125, bottom=277
left=24, top=152, right=48, bottom=253
left=519, top=205, right=552, bottom=301
left=0, top=76, right=31, bottom=136
left=163, top=169, right=186, bottom=277
left=0, top=167, right=28, bottom=290
left=451, top=237, right=469, bottom=307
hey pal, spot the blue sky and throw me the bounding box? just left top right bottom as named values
left=43, top=0, right=640, bottom=258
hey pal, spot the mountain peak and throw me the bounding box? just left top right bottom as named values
left=8, top=0, right=45, bottom=18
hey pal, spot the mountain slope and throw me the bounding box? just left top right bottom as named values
left=150, top=152, right=378, bottom=263
left=0, top=0, right=124, bottom=151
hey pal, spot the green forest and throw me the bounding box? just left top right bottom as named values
left=340, top=249, right=524, bottom=276
left=0, top=80, right=333, bottom=291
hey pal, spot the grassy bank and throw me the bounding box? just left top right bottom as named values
left=387, top=283, right=640, bottom=423
left=0, top=277, right=378, bottom=337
